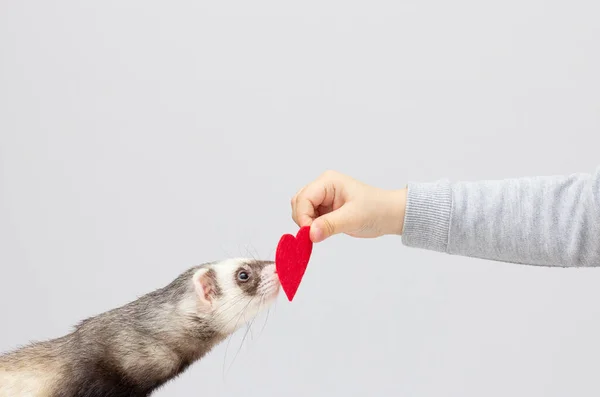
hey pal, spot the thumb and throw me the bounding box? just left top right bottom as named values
left=310, top=207, right=356, bottom=243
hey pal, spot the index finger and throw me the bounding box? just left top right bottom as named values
left=293, top=178, right=335, bottom=227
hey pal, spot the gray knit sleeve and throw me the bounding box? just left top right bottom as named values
left=401, top=167, right=600, bottom=267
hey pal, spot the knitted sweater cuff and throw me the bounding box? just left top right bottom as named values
left=401, top=179, right=453, bottom=253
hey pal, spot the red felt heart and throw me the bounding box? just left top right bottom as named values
left=275, top=226, right=313, bottom=301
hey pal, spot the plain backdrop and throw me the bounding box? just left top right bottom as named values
left=1, top=1, right=600, bottom=396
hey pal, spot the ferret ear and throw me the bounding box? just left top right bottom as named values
left=192, top=268, right=217, bottom=311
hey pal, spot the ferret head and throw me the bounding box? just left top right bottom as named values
left=191, top=258, right=280, bottom=335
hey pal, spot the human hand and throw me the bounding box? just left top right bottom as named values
left=291, top=170, right=407, bottom=243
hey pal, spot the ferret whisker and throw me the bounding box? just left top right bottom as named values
left=251, top=295, right=265, bottom=341
left=243, top=244, right=251, bottom=260
left=213, top=293, right=247, bottom=315
left=225, top=296, right=257, bottom=376
left=248, top=243, right=261, bottom=262
left=220, top=243, right=232, bottom=259
left=258, top=295, right=271, bottom=340
left=214, top=294, right=255, bottom=320
left=252, top=292, right=269, bottom=339
left=213, top=301, right=251, bottom=336
left=247, top=318, right=255, bottom=342
left=250, top=295, right=266, bottom=342
left=213, top=290, right=251, bottom=312
left=221, top=296, right=256, bottom=379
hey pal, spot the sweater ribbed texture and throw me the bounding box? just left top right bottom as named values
left=400, top=167, right=600, bottom=267
left=401, top=180, right=452, bottom=253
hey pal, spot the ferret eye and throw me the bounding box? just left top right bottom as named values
left=237, top=271, right=250, bottom=282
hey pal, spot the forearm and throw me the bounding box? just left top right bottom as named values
left=400, top=167, right=600, bottom=267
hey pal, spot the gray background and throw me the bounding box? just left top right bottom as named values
left=1, top=1, right=599, bottom=396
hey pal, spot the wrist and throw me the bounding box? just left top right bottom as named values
left=384, top=188, right=407, bottom=235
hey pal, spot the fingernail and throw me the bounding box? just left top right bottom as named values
left=311, top=224, right=324, bottom=243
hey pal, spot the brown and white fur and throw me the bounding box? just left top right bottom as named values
left=0, top=258, right=280, bottom=397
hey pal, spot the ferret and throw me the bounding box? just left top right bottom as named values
left=0, top=258, right=280, bottom=397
